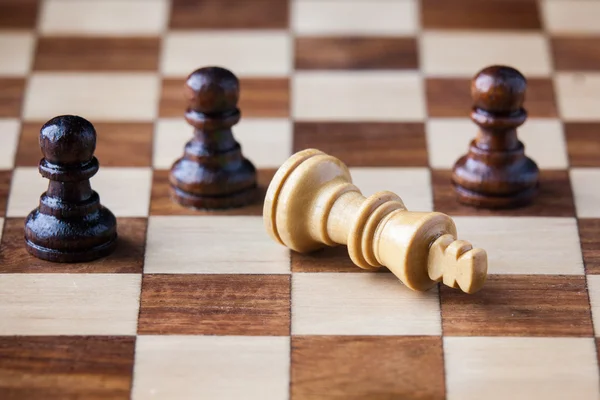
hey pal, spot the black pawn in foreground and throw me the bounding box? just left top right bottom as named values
left=24, top=115, right=117, bottom=262
left=169, top=66, right=257, bottom=210
left=452, top=65, right=539, bottom=209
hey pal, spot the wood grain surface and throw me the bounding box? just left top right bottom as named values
left=169, top=0, right=288, bottom=29
left=0, top=0, right=38, bottom=29
left=295, top=37, right=418, bottom=70
left=421, top=0, right=541, bottom=30
left=0, top=79, right=25, bottom=118
left=552, top=37, right=600, bottom=71
left=565, top=123, right=600, bottom=167
left=0, top=171, right=10, bottom=217
left=578, top=219, right=600, bottom=274
left=0, top=218, right=146, bottom=273
left=0, top=336, right=135, bottom=400
left=291, top=336, right=445, bottom=400
left=441, top=275, right=593, bottom=336
left=433, top=170, right=575, bottom=217
left=138, top=274, right=290, bottom=335
left=293, top=122, right=427, bottom=167
left=34, top=37, right=160, bottom=71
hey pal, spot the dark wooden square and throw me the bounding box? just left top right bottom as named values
left=578, top=219, right=600, bottom=274
left=16, top=122, right=153, bottom=167
left=565, top=123, right=600, bottom=167
left=421, top=0, right=541, bottom=30
left=138, top=274, right=290, bottom=335
left=426, top=78, right=557, bottom=118
left=150, top=168, right=275, bottom=216
left=0, top=336, right=135, bottom=400
left=441, top=275, right=593, bottom=337
left=291, top=336, right=445, bottom=400
left=170, top=0, right=288, bottom=29
left=160, top=78, right=289, bottom=118
left=0, top=78, right=25, bottom=118
left=432, top=169, right=576, bottom=217
left=0, top=218, right=147, bottom=273
left=0, top=0, right=38, bottom=29
left=552, top=37, right=600, bottom=71
left=0, top=171, right=10, bottom=217
left=293, top=122, right=428, bottom=167
left=295, top=37, right=418, bottom=70
left=34, top=37, right=160, bottom=71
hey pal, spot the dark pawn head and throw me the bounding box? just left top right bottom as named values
left=471, top=65, right=527, bottom=113
left=40, top=115, right=96, bottom=165
left=184, top=66, right=239, bottom=114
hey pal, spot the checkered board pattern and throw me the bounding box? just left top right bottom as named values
left=1, top=0, right=600, bottom=399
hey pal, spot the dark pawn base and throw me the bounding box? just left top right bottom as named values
left=25, top=236, right=117, bottom=263
left=169, top=185, right=258, bottom=210
left=452, top=184, right=538, bottom=209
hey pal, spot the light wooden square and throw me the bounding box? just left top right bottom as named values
left=8, top=167, right=152, bottom=218
left=542, top=1, right=600, bottom=34
left=0, top=119, right=20, bottom=169
left=453, top=217, right=584, bottom=275
left=292, top=273, right=441, bottom=335
left=0, top=274, right=141, bottom=335
left=40, top=0, right=169, bottom=36
left=587, top=275, right=600, bottom=337
left=0, top=33, right=34, bottom=76
left=162, top=32, right=291, bottom=77
left=420, top=32, right=551, bottom=77
left=145, top=216, right=290, bottom=274
left=349, top=167, right=432, bottom=212
left=426, top=118, right=568, bottom=169
left=555, top=73, right=600, bottom=122
left=23, top=73, right=159, bottom=122
left=132, top=336, right=289, bottom=400
left=293, top=71, right=425, bottom=121
left=571, top=169, right=600, bottom=218
left=292, top=0, right=417, bottom=36
left=444, top=337, right=600, bottom=400
left=153, top=118, right=292, bottom=169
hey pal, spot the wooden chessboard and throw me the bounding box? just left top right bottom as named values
left=1, top=0, right=600, bottom=399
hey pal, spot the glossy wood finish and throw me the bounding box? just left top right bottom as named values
left=0, top=78, right=25, bottom=118
left=441, top=275, right=593, bottom=336
left=422, top=0, right=541, bottom=30
left=264, top=149, right=487, bottom=293
left=160, top=77, right=289, bottom=118
left=293, top=122, right=427, bottom=167
left=0, top=336, right=135, bottom=400
left=17, top=122, right=153, bottom=167
left=1, top=218, right=145, bottom=273
left=433, top=170, right=575, bottom=217
left=169, top=0, right=288, bottom=29
left=452, top=65, right=540, bottom=208
left=292, top=336, right=445, bottom=400
left=24, top=115, right=117, bottom=262
left=426, top=77, right=557, bottom=118
left=34, top=37, right=160, bottom=71
left=552, top=37, right=600, bottom=71
left=295, top=37, right=418, bottom=70
left=169, top=67, right=258, bottom=210
left=138, top=274, right=290, bottom=335
left=578, top=219, right=600, bottom=274
left=565, top=123, right=600, bottom=167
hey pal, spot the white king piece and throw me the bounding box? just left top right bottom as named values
left=263, top=149, right=488, bottom=294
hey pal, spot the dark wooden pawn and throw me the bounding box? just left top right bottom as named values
left=169, top=66, right=257, bottom=209
left=451, top=65, right=539, bottom=209
left=24, top=115, right=117, bottom=262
